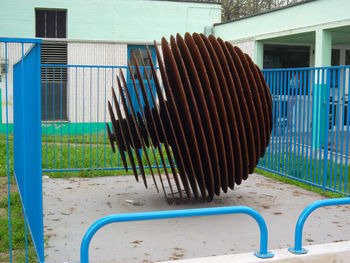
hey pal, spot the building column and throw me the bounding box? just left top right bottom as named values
left=315, top=29, right=332, bottom=67
left=254, top=40, right=264, bottom=68
left=312, top=29, right=332, bottom=149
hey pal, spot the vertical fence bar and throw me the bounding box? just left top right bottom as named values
left=75, top=67, right=78, bottom=168
left=334, top=68, right=341, bottom=188
left=288, top=70, right=295, bottom=177
left=277, top=71, right=282, bottom=171
left=4, top=41, right=12, bottom=263
left=280, top=71, right=287, bottom=173
left=20, top=43, right=29, bottom=263
left=103, top=68, right=107, bottom=168
left=83, top=67, right=85, bottom=168
left=90, top=67, right=92, bottom=168
left=301, top=70, right=307, bottom=180
left=344, top=68, right=350, bottom=193
left=322, top=68, right=331, bottom=190
left=292, top=70, right=299, bottom=178
left=60, top=67, right=63, bottom=169
left=284, top=70, right=291, bottom=175
left=97, top=68, right=100, bottom=168
left=312, top=69, right=320, bottom=183
left=308, top=69, right=315, bottom=183
left=45, top=67, right=48, bottom=170
left=305, top=70, right=314, bottom=184
left=317, top=69, right=325, bottom=185
left=329, top=69, right=336, bottom=187
left=271, top=71, right=276, bottom=170
left=53, top=67, right=56, bottom=169
left=296, top=71, right=303, bottom=178
left=68, top=67, right=71, bottom=169
left=338, top=68, right=346, bottom=191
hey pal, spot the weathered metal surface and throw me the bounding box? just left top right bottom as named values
left=106, top=34, right=273, bottom=203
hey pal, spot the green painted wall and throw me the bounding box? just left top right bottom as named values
left=214, top=0, right=350, bottom=43
left=0, top=0, right=221, bottom=42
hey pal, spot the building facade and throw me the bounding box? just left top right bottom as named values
left=213, top=0, right=350, bottom=69
left=0, top=0, right=221, bottom=124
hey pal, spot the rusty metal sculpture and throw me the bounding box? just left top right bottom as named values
left=106, top=33, right=273, bottom=203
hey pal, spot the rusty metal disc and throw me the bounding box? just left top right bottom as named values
left=255, top=64, right=273, bottom=139
left=170, top=35, right=215, bottom=199
left=106, top=122, right=116, bottom=153
left=213, top=37, right=255, bottom=178
left=193, top=32, right=235, bottom=191
left=183, top=33, right=226, bottom=197
left=112, top=84, right=149, bottom=188
left=147, top=45, right=191, bottom=202
left=233, top=46, right=266, bottom=159
left=224, top=41, right=261, bottom=171
left=106, top=107, right=128, bottom=171
left=130, top=57, right=177, bottom=201
left=200, top=34, right=245, bottom=186
left=137, top=111, right=149, bottom=148
left=244, top=54, right=271, bottom=150
left=109, top=92, right=139, bottom=181
left=162, top=37, right=208, bottom=201
left=155, top=41, right=200, bottom=200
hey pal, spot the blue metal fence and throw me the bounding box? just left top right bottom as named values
left=259, top=66, right=350, bottom=196
left=40, top=64, right=163, bottom=173
left=1, top=38, right=44, bottom=262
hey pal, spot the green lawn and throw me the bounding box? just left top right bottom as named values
left=258, top=150, right=350, bottom=197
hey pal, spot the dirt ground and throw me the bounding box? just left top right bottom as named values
left=43, top=173, right=350, bottom=263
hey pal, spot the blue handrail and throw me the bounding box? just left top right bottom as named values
left=0, top=37, right=42, bottom=43
left=80, top=206, right=274, bottom=262
left=289, top=197, right=350, bottom=254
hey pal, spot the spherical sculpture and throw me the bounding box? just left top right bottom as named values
left=107, top=33, right=272, bottom=203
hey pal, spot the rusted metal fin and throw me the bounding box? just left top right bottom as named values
left=120, top=63, right=166, bottom=197
left=147, top=44, right=189, bottom=202
left=162, top=36, right=207, bottom=201
left=114, top=81, right=148, bottom=188
left=155, top=41, right=200, bottom=201
left=119, top=69, right=160, bottom=193
left=199, top=33, right=244, bottom=187
left=135, top=50, right=179, bottom=202
left=110, top=89, right=139, bottom=181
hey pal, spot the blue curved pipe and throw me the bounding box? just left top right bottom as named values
left=80, top=206, right=274, bottom=262
left=289, top=197, right=350, bottom=254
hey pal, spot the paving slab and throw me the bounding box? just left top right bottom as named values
left=43, top=173, right=350, bottom=263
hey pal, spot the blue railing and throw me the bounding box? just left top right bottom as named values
left=40, top=63, right=166, bottom=173
left=1, top=38, right=44, bottom=263
left=259, top=66, right=350, bottom=196
left=80, top=206, right=274, bottom=262
left=39, top=64, right=350, bottom=197
left=289, top=197, right=350, bottom=254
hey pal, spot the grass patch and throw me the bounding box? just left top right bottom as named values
left=256, top=150, right=350, bottom=197
left=254, top=167, right=345, bottom=198
left=0, top=189, right=37, bottom=262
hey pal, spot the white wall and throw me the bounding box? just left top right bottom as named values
left=1, top=43, right=32, bottom=124
left=230, top=40, right=255, bottom=60
left=66, top=42, right=127, bottom=123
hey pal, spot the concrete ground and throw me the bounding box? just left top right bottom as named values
left=43, top=173, right=350, bottom=263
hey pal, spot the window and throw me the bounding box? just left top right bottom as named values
left=36, top=9, right=68, bottom=121
left=35, top=9, right=67, bottom=38
left=127, top=46, right=156, bottom=113
left=345, top=50, right=350, bottom=65
left=129, top=48, right=153, bottom=80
